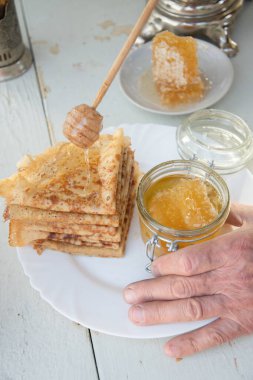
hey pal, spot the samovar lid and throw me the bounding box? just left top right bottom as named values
left=157, top=0, right=241, bottom=18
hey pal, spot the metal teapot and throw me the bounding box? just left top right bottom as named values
left=138, top=0, right=244, bottom=56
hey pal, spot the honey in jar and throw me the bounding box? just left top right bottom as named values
left=144, top=175, right=222, bottom=231
left=137, top=160, right=230, bottom=261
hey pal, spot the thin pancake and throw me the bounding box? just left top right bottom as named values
left=9, top=167, right=135, bottom=246
left=33, top=172, right=137, bottom=257
left=5, top=147, right=134, bottom=227
left=5, top=205, right=120, bottom=227
left=0, top=129, right=126, bottom=214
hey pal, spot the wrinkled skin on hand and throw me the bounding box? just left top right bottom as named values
left=124, top=204, right=253, bottom=358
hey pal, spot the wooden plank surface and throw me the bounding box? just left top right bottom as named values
left=0, top=2, right=98, bottom=379
left=1, top=0, right=253, bottom=379
left=92, top=334, right=253, bottom=380
left=20, top=0, right=253, bottom=379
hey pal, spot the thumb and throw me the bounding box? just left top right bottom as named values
left=226, top=203, right=253, bottom=227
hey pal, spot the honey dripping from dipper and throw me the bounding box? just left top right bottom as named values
left=63, top=104, right=103, bottom=186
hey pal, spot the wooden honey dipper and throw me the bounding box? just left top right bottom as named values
left=63, top=0, right=158, bottom=149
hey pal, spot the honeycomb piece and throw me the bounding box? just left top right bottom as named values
left=152, top=31, right=204, bottom=105
left=145, top=176, right=221, bottom=230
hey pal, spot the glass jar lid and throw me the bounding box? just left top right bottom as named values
left=177, top=109, right=253, bottom=174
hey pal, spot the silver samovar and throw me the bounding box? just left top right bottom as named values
left=0, top=0, right=32, bottom=82
left=138, top=0, right=244, bottom=56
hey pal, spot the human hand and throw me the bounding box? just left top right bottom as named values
left=124, top=203, right=253, bottom=358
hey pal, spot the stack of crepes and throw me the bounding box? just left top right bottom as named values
left=0, top=129, right=138, bottom=257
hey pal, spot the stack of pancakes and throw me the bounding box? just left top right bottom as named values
left=0, top=129, right=138, bottom=257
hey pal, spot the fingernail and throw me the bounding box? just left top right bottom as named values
left=165, top=344, right=181, bottom=358
left=124, top=287, right=136, bottom=304
left=130, top=305, right=145, bottom=324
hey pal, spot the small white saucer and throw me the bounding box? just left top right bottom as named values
left=119, top=39, right=234, bottom=115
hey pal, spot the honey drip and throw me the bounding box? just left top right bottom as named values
left=84, top=148, right=91, bottom=186
left=144, top=175, right=222, bottom=230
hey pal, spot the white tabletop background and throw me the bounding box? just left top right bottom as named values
left=1, top=1, right=253, bottom=379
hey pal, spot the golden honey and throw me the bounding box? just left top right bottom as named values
left=144, top=175, right=222, bottom=231
left=137, top=161, right=230, bottom=258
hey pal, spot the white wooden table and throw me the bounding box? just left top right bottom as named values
left=1, top=1, right=253, bottom=379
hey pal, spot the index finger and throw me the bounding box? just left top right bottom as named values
left=151, top=228, right=239, bottom=277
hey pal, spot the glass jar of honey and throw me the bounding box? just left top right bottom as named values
left=137, top=160, right=230, bottom=271
left=137, top=109, right=253, bottom=271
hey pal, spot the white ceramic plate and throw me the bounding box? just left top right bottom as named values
left=119, top=40, right=234, bottom=115
left=18, top=124, right=253, bottom=339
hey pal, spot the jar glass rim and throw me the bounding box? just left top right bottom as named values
left=177, top=109, right=253, bottom=174
left=137, top=159, right=230, bottom=237
left=182, top=109, right=252, bottom=153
